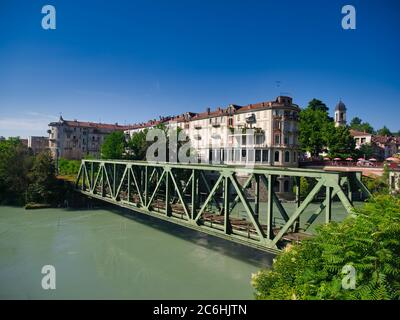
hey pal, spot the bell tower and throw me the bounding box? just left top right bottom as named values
left=334, top=100, right=347, bottom=127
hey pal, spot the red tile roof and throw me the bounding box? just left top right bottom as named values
left=350, top=129, right=372, bottom=137
left=49, top=119, right=133, bottom=130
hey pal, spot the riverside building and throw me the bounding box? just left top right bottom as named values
left=126, top=96, right=301, bottom=168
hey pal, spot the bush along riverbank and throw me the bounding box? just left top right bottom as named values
left=252, top=194, right=400, bottom=300
left=0, top=137, right=90, bottom=209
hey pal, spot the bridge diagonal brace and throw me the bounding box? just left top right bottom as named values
left=230, top=173, right=254, bottom=212
left=75, top=163, right=84, bottom=189
left=334, top=185, right=354, bottom=215
left=146, top=169, right=166, bottom=210
left=272, top=179, right=324, bottom=245
left=304, top=188, right=339, bottom=231
left=303, top=176, right=348, bottom=231
left=171, top=172, right=193, bottom=204
left=91, top=164, right=103, bottom=194
left=261, top=174, right=289, bottom=223
left=199, top=171, right=221, bottom=211
left=130, top=167, right=144, bottom=206
left=194, top=175, right=223, bottom=223
left=114, top=166, right=128, bottom=200
left=354, top=173, right=372, bottom=198
left=169, top=170, right=191, bottom=220
left=229, top=173, right=266, bottom=241
left=82, top=163, right=92, bottom=191
left=103, top=164, right=114, bottom=198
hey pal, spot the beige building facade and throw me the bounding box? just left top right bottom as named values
left=127, top=96, right=301, bottom=167
left=48, top=117, right=131, bottom=160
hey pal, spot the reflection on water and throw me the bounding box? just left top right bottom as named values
left=0, top=206, right=273, bottom=299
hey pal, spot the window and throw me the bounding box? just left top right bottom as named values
left=273, top=120, right=281, bottom=129
left=285, top=151, right=290, bottom=162
left=361, top=138, right=366, bottom=144
left=293, top=152, right=297, bottom=162
left=284, top=136, right=289, bottom=145
left=248, top=150, right=255, bottom=162
left=256, top=135, right=264, bottom=145
left=275, top=135, right=280, bottom=144
left=241, top=149, right=247, bottom=158
left=255, top=150, right=261, bottom=162
left=274, top=151, right=280, bottom=162
left=234, top=149, right=240, bottom=161
left=228, top=118, right=233, bottom=126
left=262, top=150, right=268, bottom=162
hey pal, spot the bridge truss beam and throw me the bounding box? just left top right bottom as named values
left=75, top=160, right=370, bottom=253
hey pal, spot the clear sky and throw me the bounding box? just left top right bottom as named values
left=1, top=0, right=399, bottom=137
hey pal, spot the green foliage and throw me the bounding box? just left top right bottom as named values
left=101, top=131, right=127, bottom=159
left=306, top=98, right=329, bottom=113
left=362, top=176, right=389, bottom=195
left=377, top=126, right=392, bottom=136
left=357, top=143, right=374, bottom=160
left=252, top=195, right=400, bottom=300
left=349, top=117, right=375, bottom=134
left=299, top=100, right=333, bottom=157
left=299, top=99, right=357, bottom=158
left=293, top=177, right=316, bottom=199
left=58, top=158, right=81, bottom=175
left=326, top=126, right=356, bottom=159
left=0, top=138, right=33, bottom=204
left=0, top=138, right=64, bottom=206
left=27, top=150, right=60, bottom=205
left=127, top=126, right=192, bottom=162
left=127, top=129, right=149, bottom=160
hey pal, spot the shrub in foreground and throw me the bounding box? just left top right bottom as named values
left=252, top=195, right=400, bottom=300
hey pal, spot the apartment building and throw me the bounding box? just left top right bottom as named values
left=126, top=96, right=301, bottom=167
left=28, top=136, right=49, bottom=155
left=48, top=116, right=131, bottom=160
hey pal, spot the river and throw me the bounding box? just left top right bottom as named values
left=0, top=206, right=272, bottom=299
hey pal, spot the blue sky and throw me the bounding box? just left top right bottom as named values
left=0, top=0, right=399, bottom=137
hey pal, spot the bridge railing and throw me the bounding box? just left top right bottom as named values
left=74, top=160, right=371, bottom=253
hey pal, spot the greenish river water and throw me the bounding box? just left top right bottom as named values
left=0, top=206, right=272, bottom=299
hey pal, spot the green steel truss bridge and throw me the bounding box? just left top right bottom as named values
left=75, top=160, right=371, bottom=254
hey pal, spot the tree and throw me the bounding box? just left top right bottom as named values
left=349, top=117, right=374, bottom=134
left=326, top=125, right=356, bottom=159
left=101, top=131, right=127, bottom=159
left=127, top=129, right=149, bottom=160
left=307, top=98, right=329, bottom=113
left=252, top=195, right=400, bottom=300
left=27, top=150, right=59, bottom=204
left=0, top=138, right=33, bottom=204
left=377, top=126, right=392, bottom=136
left=350, top=117, right=362, bottom=127
left=357, top=143, right=374, bottom=160
left=299, top=100, right=332, bottom=157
